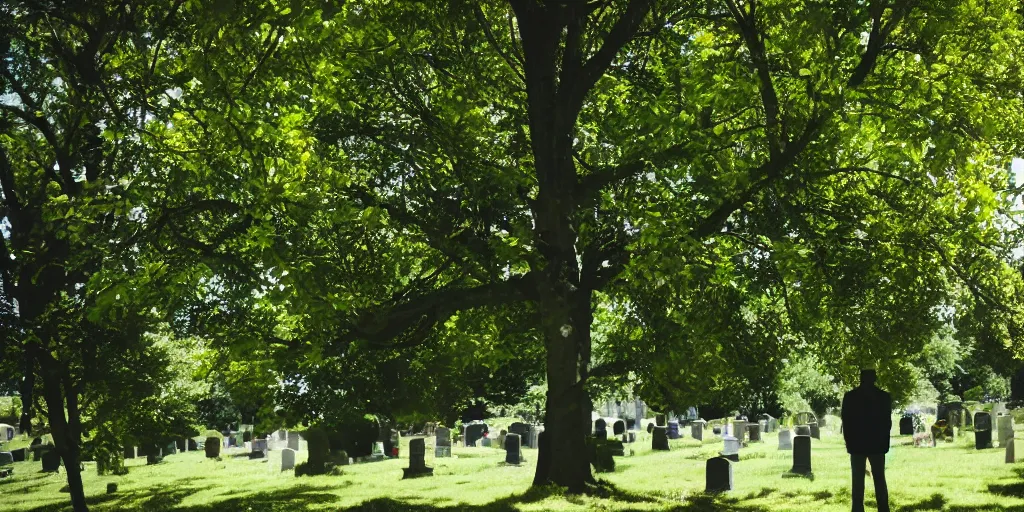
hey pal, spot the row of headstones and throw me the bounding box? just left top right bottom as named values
left=0, top=440, right=62, bottom=474
left=706, top=434, right=814, bottom=493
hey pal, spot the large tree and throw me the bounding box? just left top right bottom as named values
left=266, top=0, right=1023, bottom=490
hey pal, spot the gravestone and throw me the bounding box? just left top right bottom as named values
left=691, top=421, right=705, bottom=441
left=712, top=426, right=722, bottom=435
left=187, top=439, right=198, bottom=451
left=720, top=435, right=740, bottom=462
left=625, top=431, right=636, bottom=443
left=667, top=420, right=680, bottom=440
left=1007, top=438, right=1016, bottom=464
left=165, top=441, right=177, bottom=455
left=646, top=423, right=655, bottom=434
left=287, top=431, right=300, bottom=451
left=705, top=457, right=733, bottom=493
left=656, top=414, right=666, bottom=427
left=795, top=425, right=812, bottom=437
left=652, top=426, right=669, bottom=451
left=11, top=448, right=25, bottom=462
left=611, top=419, right=625, bottom=437
left=748, top=423, right=761, bottom=442
left=482, top=437, right=492, bottom=447
left=205, top=437, right=221, bottom=458
left=402, top=438, right=433, bottom=478
left=123, top=446, right=135, bottom=459
left=899, top=416, right=914, bottom=435
left=497, top=430, right=507, bottom=450
left=590, top=439, right=615, bottom=473
left=281, top=448, right=295, bottom=471
left=529, top=426, right=544, bottom=449
left=42, top=450, right=61, bottom=472
left=505, top=433, right=523, bottom=464
left=509, top=422, right=531, bottom=446
left=790, top=435, right=812, bottom=475
left=594, top=418, right=608, bottom=440
left=758, top=420, right=768, bottom=436
left=435, top=427, right=452, bottom=457
left=464, top=423, right=488, bottom=447
left=997, top=415, right=1014, bottom=448
left=809, top=423, right=820, bottom=440
left=732, top=421, right=746, bottom=442
left=778, top=429, right=793, bottom=450
left=250, top=439, right=268, bottom=460
left=277, top=430, right=287, bottom=441
left=975, top=412, right=993, bottom=450
left=0, top=452, right=12, bottom=466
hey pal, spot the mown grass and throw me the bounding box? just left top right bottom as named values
left=2, top=423, right=1022, bottom=511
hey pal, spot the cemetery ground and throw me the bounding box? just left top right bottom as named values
left=3, top=423, right=1023, bottom=512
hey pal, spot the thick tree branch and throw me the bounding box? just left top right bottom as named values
left=341, top=274, right=536, bottom=345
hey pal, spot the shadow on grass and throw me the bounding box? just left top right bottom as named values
left=900, top=493, right=947, bottom=511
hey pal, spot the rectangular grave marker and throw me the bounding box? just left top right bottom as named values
left=281, top=448, right=295, bottom=471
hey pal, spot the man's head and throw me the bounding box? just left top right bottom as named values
left=860, top=369, right=877, bottom=387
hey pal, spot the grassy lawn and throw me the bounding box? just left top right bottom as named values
left=2, top=425, right=1022, bottom=512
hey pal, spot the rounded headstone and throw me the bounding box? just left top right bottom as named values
left=705, top=457, right=733, bottom=493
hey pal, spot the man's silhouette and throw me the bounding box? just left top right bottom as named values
left=842, top=369, right=892, bottom=512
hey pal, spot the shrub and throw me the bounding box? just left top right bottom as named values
left=303, top=427, right=330, bottom=476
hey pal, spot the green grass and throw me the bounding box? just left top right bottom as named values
left=2, top=426, right=1023, bottom=512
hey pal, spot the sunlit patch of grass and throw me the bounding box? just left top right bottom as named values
left=4, top=429, right=1023, bottom=511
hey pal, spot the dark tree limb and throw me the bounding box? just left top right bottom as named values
left=341, top=273, right=536, bottom=345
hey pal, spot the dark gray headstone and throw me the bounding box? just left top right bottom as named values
left=809, top=422, right=820, bottom=439
left=594, top=418, right=607, bottom=440
left=899, top=417, right=914, bottom=435
left=748, top=423, right=761, bottom=442
left=691, top=422, right=704, bottom=441
left=464, top=423, right=488, bottom=447
left=42, top=450, right=61, bottom=472
left=647, top=422, right=654, bottom=434
left=795, top=424, right=812, bottom=437
left=975, top=412, right=992, bottom=431
left=655, top=414, right=667, bottom=427
left=10, top=448, right=26, bottom=462
left=402, top=438, right=433, bottom=478
left=612, top=419, right=625, bottom=436
left=791, top=435, right=812, bottom=474
left=0, top=452, right=12, bottom=466
left=705, top=457, right=732, bottom=493
left=509, top=422, right=530, bottom=446
left=505, top=433, right=523, bottom=464
left=435, top=427, right=452, bottom=457
left=652, top=426, right=669, bottom=451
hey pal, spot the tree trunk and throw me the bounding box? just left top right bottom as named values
left=19, top=353, right=34, bottom=434
left=40, top=360, right=89, bottom=512
left=532, top=285, right=595, bottom=491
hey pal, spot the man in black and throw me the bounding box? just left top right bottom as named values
left=841, top=369, right=891, bottom=512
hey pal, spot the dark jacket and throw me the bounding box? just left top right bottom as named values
left=841, top=384, right=892, bottom=454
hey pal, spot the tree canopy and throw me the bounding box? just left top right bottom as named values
left=2, top=0, right=1024, bottom=509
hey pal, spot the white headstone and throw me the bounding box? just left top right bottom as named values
left=778, top=429, right=793, bottom=450
left=997, top=415, right=1014, bottom=447
left=281, top=448, right=295, bottom=471
left=722, top=435, right=740, bottom=456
